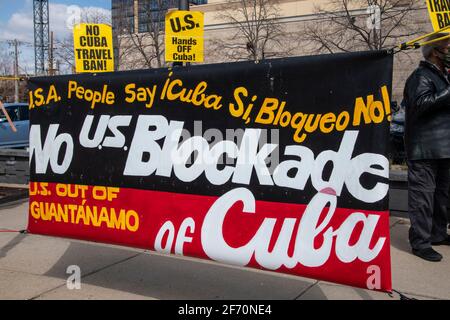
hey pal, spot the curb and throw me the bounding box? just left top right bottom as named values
left=0, top=185, right=28, bottom=205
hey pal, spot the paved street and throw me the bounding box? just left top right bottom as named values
left=1, top=197, right=449, bottom=300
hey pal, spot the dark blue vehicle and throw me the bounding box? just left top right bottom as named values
left=0, top=103, right=29, bottom=148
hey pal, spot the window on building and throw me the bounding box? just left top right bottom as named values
left=112, top=0, right=207, bottom=35
left=138, top=0, right=178, bottom=33
left=112, top=0, right=135, bottom=34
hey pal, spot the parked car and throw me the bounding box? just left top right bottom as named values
left=0, top=103, right=29, bottom=148
left=389, top=101, right=406, bottom=164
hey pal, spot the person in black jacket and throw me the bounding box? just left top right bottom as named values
left=404, top=33, right=450, bottom=262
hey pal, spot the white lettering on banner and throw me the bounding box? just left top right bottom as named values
left=154, top=220, right=175, bottom=254
left=79, top=115, right=132, bottom=148
left=232, top=129, right=278, bottom=186
left=154, top=217, right=196, bottom=255
left=30, top=115, right=389, bottom=203
left=79, top=115, right=109, bottom=148
left=123, top=115, right=389, bottom=203
left=201, top=188, right=386, bottom=269
left=30, top=124, right=74, bottom=174
left=175, top=217, right=195, bottom=255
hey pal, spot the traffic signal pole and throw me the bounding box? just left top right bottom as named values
left=179, top=0, right=189, bottom=10
left=174, top=0, right=190, bottom=67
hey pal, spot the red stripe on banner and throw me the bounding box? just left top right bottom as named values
left=28, top=182, right=391, bottom=291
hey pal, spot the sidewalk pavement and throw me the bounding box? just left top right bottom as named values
left=1, top=198, right=449, bottom=300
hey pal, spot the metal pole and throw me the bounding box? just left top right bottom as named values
left=179, top=0, right=189, bottom=11
left=13, top=40, right=19, bottom=103
left=399, top=25, right=450, bottom=50
left=48, top=31, right=54, bottom=76
left=176, top=0, right=190, bottom=67
left=33, top=0, right=50, bottom=75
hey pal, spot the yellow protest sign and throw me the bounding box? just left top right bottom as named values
left=165, top=11, right=204, bottom=63
left=73, top=23, right=114, bottom=73
left=426, top=0, right=450, bottom=31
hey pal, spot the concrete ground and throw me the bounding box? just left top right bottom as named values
left=0, top=198, right=449, bottom=300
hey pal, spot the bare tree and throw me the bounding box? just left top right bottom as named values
left=303, top=0, right=424, bottom=54
left=81, top=8, right=111, bottom=25
left=117, top=0, right=177, bottom=69
left=0, top=43, right=13, bottom=101
left=0, top=43, right=13, bottom=76
left=212, top=0, right=295, bottom=62
left=0, top=42, right=28, bottom=102
left=54, top=36, right=76, bottom=73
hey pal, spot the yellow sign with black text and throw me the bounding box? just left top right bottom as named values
left=426, top=0, right=450, bottom=31
left=165, top=11, right=204, bottom=63
left=73, top=23, right=114, bottom=73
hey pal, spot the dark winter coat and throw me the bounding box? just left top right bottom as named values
left=404, top=60, right=450, bottom=160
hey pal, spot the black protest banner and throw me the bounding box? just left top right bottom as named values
left=28, top=50, right=393, bottom=291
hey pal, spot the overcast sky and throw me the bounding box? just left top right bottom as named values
left=0, top=0, right=111, bottom=74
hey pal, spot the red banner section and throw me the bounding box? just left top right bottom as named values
left=28, top=182, right=391, bottom=291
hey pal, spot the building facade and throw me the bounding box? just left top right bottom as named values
left=112, top=0, right=431, bottom=102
